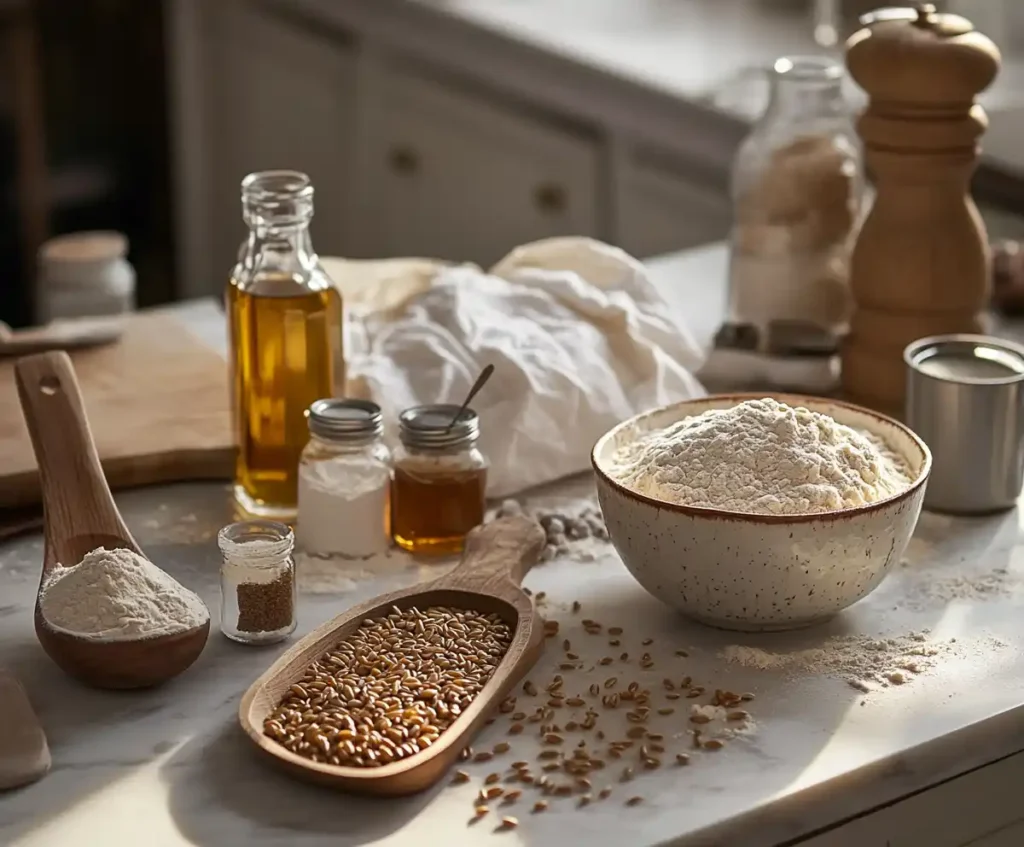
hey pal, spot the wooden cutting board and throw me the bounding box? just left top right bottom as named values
left=0, top=309, right=234, bottom=510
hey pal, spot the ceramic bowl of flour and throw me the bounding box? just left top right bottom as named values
left=592, top=394, right=931, bottom=631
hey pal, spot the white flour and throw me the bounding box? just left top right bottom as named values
left=296, top=457, right=391, bottom=558
left=896, top=566, right=1014, bottom=610
left=689, top=703, right=758, bottom=740
left=718, top=632, right=987, bottom=692
left=39, top=546, right=208, bottom=641
left=294, top=549, right=410, bottom=594
left=607, top=398, right=912, bottom=515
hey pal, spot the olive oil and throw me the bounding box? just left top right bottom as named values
left=228, top=273, right=341, bottom=518
left=228, top=170, right=343, bottom=519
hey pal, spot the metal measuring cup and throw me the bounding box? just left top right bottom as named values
left=904, top=334, right=1024, bottom=514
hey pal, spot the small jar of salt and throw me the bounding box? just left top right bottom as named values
left=296, top=399, right=392, bottom=557
left=218, top=520, right=296, bottom=645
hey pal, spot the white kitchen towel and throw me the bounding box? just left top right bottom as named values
left=344, top=237, right=706, bottom=497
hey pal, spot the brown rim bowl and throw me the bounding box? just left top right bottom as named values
left=591, top=393, right=932, bottom=631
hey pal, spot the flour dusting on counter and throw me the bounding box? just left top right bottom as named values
left=899, top=567, right=1016, bottom=608
left=294, top=550, right=412, bottom=595
left=718, top=632, right=995, bottom=692
left=689, top=704, right=758, bottom=741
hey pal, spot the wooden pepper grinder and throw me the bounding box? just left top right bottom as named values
left=841, top=4, right=1000, bottom=415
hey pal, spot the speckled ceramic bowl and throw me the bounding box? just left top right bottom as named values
left=592, top=394, right=932, bottom=631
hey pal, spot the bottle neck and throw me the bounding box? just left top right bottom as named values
left=238, top=218, right=318, bottom=279
left=765, top=76, right=845, bottom=125
left=236, top=170, right=320, bottom=284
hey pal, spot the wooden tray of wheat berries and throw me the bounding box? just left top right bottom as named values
left=239, top=516, right=547, bottom=796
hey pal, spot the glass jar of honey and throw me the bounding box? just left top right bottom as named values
left=391, top=404, right=487, bottom=556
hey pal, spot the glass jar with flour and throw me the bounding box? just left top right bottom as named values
left=727, top=56, right=861, bottom=342
left=296, top=399, right=392, bottom=558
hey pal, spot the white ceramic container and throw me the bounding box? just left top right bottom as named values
left=37, top=231, right=135, bottom=322
left=592, top=393, right=931, bottom=632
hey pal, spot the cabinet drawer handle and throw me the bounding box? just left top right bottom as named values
left=534, top=183, right=567, bottom=214
left=389, top=147, right=420, bottom=175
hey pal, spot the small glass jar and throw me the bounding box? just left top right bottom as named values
left=37, top=231, right=136, bottom=322
left=727, top=56, right=861, bottom=343
left=297, top=399, right=392, bottom=557
left=218, top=519, right=297, bottom=645
left=391, top=404, right=488, bottom=556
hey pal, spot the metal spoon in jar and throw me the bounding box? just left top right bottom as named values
left=446, top=364, right=494, bottom=432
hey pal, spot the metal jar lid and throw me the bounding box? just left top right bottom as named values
left=306, top=399, right=383, bottom=442
left=399, top=404, right=480, bottom=451
left=905, top=335, right=1024, bottom=383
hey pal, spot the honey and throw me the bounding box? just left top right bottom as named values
left=391, top=404, right=488, bottom=555
left=228, top=274, right=341, bottom=518
left=391, top=465, right=487, bottom=555
left=227, top=170, right=343, bottom=519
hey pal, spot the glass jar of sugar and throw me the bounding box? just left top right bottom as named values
left=218, top=520, right=296, bottom=645
left=296, top=399, right=392, bottom=557
left=391, top=404, right=488, bottom=556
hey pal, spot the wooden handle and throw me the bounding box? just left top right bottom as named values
left=437, top=516, right=546, bottom=591
left=14, top=352, right=133, bottom=568
left=0, top=318, right=122, bottom=358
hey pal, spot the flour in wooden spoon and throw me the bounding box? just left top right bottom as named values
left=39, top=547, right=207, bottom=640
left=607, top=398, right=912, bottom=515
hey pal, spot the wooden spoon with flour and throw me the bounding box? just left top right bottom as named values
left=14, top=351, right=210, bottom=689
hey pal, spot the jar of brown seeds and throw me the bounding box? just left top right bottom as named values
left=218, top=519, right=297, bottom=645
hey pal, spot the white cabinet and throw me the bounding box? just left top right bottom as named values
left=618, top=150, right=731, bottom=259
left=201, top=0, right=356, bottom=283
left=361, top=62, right=601, bottom=267
left=796, top=750, right=1024, bottom=847
left=168, top=0, right=734, bottom=295
left=969, top=821, right=1024, bottom=847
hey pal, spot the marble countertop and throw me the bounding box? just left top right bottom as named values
left=2, top=484, right=1024, bottom=847
left=1, top=245, right=1024, bottom=846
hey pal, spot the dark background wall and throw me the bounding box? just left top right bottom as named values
left=0, top=0, right=173, bottom=327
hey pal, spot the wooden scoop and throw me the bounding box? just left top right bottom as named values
left=239, top=515, right=546, bottom=796
left=14, top=351, right=210, bottom=689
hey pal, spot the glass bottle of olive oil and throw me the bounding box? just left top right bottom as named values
left=228, top=171, right=343, bottom=520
